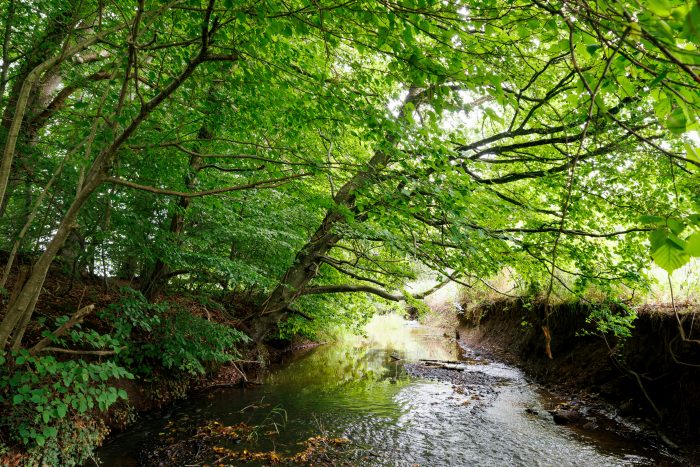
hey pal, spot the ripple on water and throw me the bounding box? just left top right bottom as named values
left=95, top=316, right=667, bottom=466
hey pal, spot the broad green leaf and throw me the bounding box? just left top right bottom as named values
left=649, top=228, right=667, bottom=250
left=686, top=233, right=700, bottom=256
left=666, top=107, right=687, bottom=134
left=683, top=3, right=700, bottom=39
left=639, top=215, right=664, bottom=224
left=647, top=0, right=673, bottom=16
left=667, top=218, right=686, bottom=235
left=652, top=239, right=690, bottom=273
left=685, top=144, right=700, bottom=164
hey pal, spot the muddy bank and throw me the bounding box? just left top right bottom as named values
left=456, top=298, right=700, bottom=461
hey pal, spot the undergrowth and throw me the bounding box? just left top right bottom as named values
left=0, top=287, right=250, bottom=466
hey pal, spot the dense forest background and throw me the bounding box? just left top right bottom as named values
left=0, top=0, right=698, bottom=464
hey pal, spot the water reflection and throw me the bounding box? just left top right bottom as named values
left=97, top=315, right=665, bottom=466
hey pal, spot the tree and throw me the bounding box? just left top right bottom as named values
left=0, top=0, right=698, bottom=349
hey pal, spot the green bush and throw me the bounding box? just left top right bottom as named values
left=156, top=311, right=250, bottom=374
left=100, top=287, right=250, bottom=376
left=584, top=299, right=637, bottom=338
left=0, top=352, right=130, bottom=464
left=0, top=288, right=250, bottom=465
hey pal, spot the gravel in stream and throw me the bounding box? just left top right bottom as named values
left=404, top=361, right=510, bottom=408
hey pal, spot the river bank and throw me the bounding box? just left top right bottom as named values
left=454, top=297, right=700, bottom=464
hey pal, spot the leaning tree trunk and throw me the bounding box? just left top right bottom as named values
left=252, top=88, right=422, bottom=341
left=0, top=7, right=117, bottom=212
left=0, top=176, right=101, bottom=348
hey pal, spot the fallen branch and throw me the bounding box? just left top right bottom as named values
left=29, top=304, right=95, bottom=355
left=37, top=346, right=124, bottom=356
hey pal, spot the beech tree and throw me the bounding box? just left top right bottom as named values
left=0, top=0, right=698, bottom=348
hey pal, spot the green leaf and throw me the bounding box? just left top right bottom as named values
left=685, top=233, right=700, bottom=256
left=586, top=43, right=601, bottom=55
left=667, top=232, right=686, bottom=249
left=12, top=394, right=24, bottom=404
left=647, top=0, right=672, bottom=16
left=685, top=144, right=700, bottom=164
left=56, top=404, right=67, bottom=418
left=652, top=239, right=690, bottom=273
left=683, top=3, right=700, bottom=39
left=639, top=215, right=664, bottom=224
left=667, top=218, right=686, bottom=235
left=649, top=228, right=667, bottom=250
left=484, top=107, right=503, bottom=124
left=666, top=107, right=687, bottom=134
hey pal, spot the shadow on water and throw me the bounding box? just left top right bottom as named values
left=96, top=315, right=676, bottom=466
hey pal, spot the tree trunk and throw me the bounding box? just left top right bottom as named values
left=252, top=88, right=422, bottom=340
left=0, top=176, right=101, bottom=348
left=0, top=39, right=213, bottom=348
left=0, top=7, right=80, bottom=211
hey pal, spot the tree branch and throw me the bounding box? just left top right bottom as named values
left=301, top=284, right=404, bottom=301
left=104, top=173, right=309, bottom=198
left=37, top=346, right=124, bottom=356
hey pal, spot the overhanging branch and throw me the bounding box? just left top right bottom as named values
left=104, top=173, right=309, bottom=197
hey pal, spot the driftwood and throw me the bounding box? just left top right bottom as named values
left=419, top=358, right=460, bottom=364
left=419, top=359, right=467, bottom=371
left=29, top=304, right=95, bottom=355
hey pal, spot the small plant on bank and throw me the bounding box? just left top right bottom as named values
left=583, top=299, right=638, bottom=338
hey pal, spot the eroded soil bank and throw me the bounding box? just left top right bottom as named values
left=455, top=298, right=700, bottom=463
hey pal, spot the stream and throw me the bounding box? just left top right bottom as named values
left=96, top=315, right=676, bottom=466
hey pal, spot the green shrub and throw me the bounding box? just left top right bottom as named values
left=100, top=287, right=250, bottom=376
left=156, top=310, right=250, bottom=374
left=0, top=352, right=130, bottom=464
left=584, top=299, right=637, bottom=338
left=23, top=416, right=109, bottom=467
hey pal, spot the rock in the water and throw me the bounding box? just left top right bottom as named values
left=550, top=409, right=582, bottom=425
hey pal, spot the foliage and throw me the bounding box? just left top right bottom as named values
left=402, top=290, right=432, bottom=320
left=584, top=300, right=638, bottom=338
left=100, top=288, right=250, bottom=376
left=156, top=310, right=250, bottom=375
left=278, top=292, right=376, bottom=340
left=21, top=416, right=109, bottom=467
left=0, top=351, right=129, bottom=454
left=0, top=0, right=698, bottom=461
left=642, top=213, right=700, bottom=273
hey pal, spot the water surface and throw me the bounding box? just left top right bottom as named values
left=97, top=315, right=671, bottom=466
